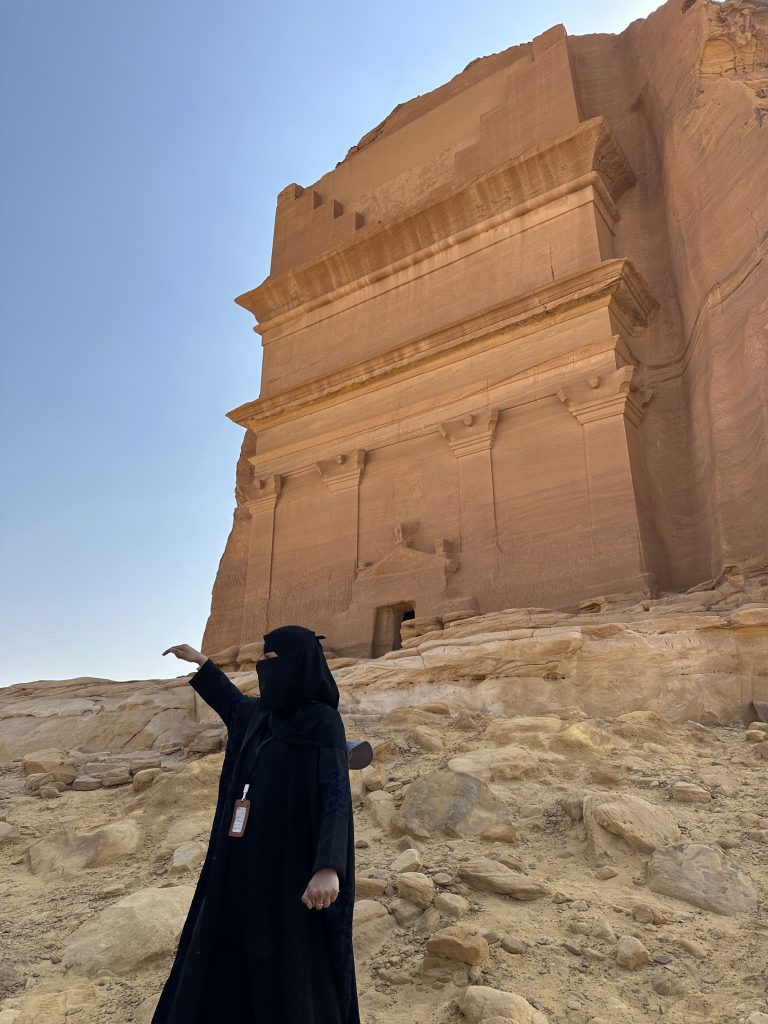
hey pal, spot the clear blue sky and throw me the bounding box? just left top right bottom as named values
left=0, top=0, right=660, bottom=686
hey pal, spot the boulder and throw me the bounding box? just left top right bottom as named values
left=457, top=984, right=549, bottom=1023
left=21, top=749, right=76, bottom=784
left=392, top=769, right=508, bottom=839
left=64, top=885, right=194, bottom=976
left=647, top=843, right=758, bottom=915
left=583, top=793, right=681, bottom=864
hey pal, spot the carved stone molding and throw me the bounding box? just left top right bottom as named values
left=227, top=259, right=657, bottom=432
left=236, top=116, right=636, bottom=326
left=315, top=448, right=366, bottom=494
left=243, top=474, right=283, bottom=514
left=438, top=408, right=500, bottom=457
left=557, top=367, right=653, bottom=427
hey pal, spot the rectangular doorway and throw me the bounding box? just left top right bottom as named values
left=372, top=602, right=415, bottom=657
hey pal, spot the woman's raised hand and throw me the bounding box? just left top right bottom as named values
left=162, top=644, right=207, bottom=666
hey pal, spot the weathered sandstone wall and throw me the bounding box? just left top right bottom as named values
left=202, top=0, right=767, bottom=663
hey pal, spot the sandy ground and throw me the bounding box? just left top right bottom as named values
left=1, top=706, right=767, bottom=1024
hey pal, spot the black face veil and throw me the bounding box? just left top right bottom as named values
left=254, top=624, right=345, bottom=750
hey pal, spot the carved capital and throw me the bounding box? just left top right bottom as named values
left=243, top=473, right=283, bottom=515
left=557, top=367, right=653, bottom=427
left=315, top=448, right=366, bottom=494
left=438, top=407, right=499, bottom=457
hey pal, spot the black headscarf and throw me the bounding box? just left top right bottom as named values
left=255, top=624, right=346, bottom=751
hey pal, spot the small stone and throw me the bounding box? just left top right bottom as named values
left=432, top=872, right=453, bottom=885
left=389, top=848, right=421, bottom=873
left=676, top=937, right=707, bottom=959
left=395, top=871, right=435, bottom=908
left=552, top=891, right=574, bottom=904
left=72, top=776, right=102, bottom=791
left=457, top=857, right=548, bottom=899
left=652, top=973, right=685, bottom=996
left=425, top=925, right=490, bottom=965
left=595, top=866, right=618, bottom=880
left=654, top=954, right=673, bottom=964
left=39, top=784, right=61, bottom=799
left=132, top=768, right=162, bottom=793
left=500, top=934, right=528, bottom=954
left=632, top=902, right=671, bottom=925
left=168, top=841, right=206, bottom=876
left=616, top=935, right=650, bottom=970
left=592, top=919, right=616, bottom=942
left=0, top=822, right=17, bottom=846
left=434, top=892, right=470, bottom=919
left=563, top=940, right=582, bottom=956
left=101, top=768, right=133, bottom=788
left=714, top=836, right=738, bottom=850
left=745, top=1014, right=768, bottom=1024
left=355, top=876, right=388, bottom=899
left=479, top=820, right=519, bottom=843
left=583, top=946, right=607, bottom=962
left=671, top=782, right=711, bottom=804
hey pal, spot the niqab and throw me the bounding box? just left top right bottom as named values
left=256, top=624, right=346, bottom=751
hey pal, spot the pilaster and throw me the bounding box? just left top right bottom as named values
left=240, top=474, right=282, bottom=641
left=438, top=408, right=500, bottom=550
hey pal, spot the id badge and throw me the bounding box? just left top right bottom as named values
left=228, top=784, right=251, bottom=838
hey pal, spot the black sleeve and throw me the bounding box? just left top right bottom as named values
left=187, top=658, right=244, bottom=731
left=311, top=744, right=351, bottom=883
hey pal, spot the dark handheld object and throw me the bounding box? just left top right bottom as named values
left=346, top=739, right=373, bottom=770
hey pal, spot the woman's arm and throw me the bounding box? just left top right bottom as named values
left=187, top=658, right=245, bottom=731
left=162, top=644, right=244, bottom=731
left=311, top=744, right=352, bottom=883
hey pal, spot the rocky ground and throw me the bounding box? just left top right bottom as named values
left=1, top=696, right=768, bottom=1024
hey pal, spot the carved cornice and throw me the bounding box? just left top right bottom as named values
left=315, top=448, right=366, bottom=493
left=227, top=258, right=657, bottom=432
left=235, top=117, right=635, bottom=328
left=557, top=366, right=653, bottom=427
left=241, top=474, right=283, bottom=514
left=438, top=408, right=499, bottom=457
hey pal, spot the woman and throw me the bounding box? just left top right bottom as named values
left=152, top=624, right=361, bottom=1024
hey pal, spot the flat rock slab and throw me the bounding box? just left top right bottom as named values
left=647, top=843, right=757, bottom=915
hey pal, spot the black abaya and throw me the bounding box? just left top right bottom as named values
left=151, top=657, right=361, bottom=1024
